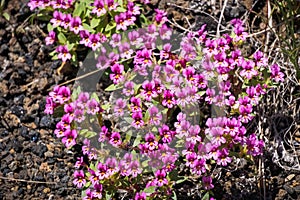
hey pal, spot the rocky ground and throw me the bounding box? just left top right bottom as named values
left=0, top=0, right=300, bottom=199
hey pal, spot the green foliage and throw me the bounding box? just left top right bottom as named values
left=273, top=0, right=300, bottom=78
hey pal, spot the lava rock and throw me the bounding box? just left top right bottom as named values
left=10, top=105, right=25, bottom=118
left=31, top=143, right=47, bottom=157
left=39, top=115, right=52, bottom=128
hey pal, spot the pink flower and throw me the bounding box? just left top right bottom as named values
left=141, top=80, right=157, bottom=101
left=91, top=0, right=106, bottom=16
left=160, top=43, right=172, bottom=59
left=176, top=119, right=190, bottom=138
left=270, top=64, right=284, bottom=82
left=83, top=189, right=95, bottom=200
left=124, top=11, right=136, bottom=26
left=159, top=24, right=172, bottom=40
left=132, top=111, right=144, bottom=129
left=205, top=88, right=215, bottom=104
left=159, top=124, right=174, bottom=143
left=61, top=13, right=72, bottom=29
left=203, top=39, right=218, bottom=57
left=109, top=132, right=122, bottom=147
left=186, top=152, right=198, bottom=168
left=96, top=162, right=108, bottom=180
left=202, top=176, right=214, bottom=190
left=148, top=106, right=162, bottom=126
left=79, top=30, right=90, bottom=46
left=73, top=170, right=86, bottom=188
left=216, top=148, right=232, bottom=166
left=253, top=51, right=268, bottom=68
left=45, top=30, right=56, bottom=45
left=144, top=132, right=158, bottom=151
left=127, top=1, right=140, bottom=15
left=186, top=125, right=201, bottom=144
left=216, top=37, right=230, bottom=52
left=246, top=134, right=264, bottom=156
left=154, top=169, right=168, bottom=187
left=115, top=13, right=127, bottom=30
left=86, top=98, right=100, bottom=115
left=162, top=89, right=176, bottom=108
left=105, top=157, right=119, bottom=176
left=107, top=0, right=118, bottom=11
left=92, top=183, right=103, bottom=199
left=114, top=98, right=127, bottom=116
left=154, top=9, right=167, bottom=24
left=62, top=129, right=77, bottom=148
left=74, top=109, right=85, bottom=123
left=50, top=11, right=63, bottom=27
left=122, top=81, right=135, bottom=96
left=134, top=48, right=153, bottom=67
left=70, top=16, right=83, bottom=34
left=191, top=158, right=206, bottom=175
left=89, top=33, right=102, bottom=51
left=110, top=63, right=124, bottom=84
left=99, top=126, right=109, bottom=142
left=130, top=97, right=142, bottom=113
left=182, top=67, right=197, bottom=84
left=119, top=42, right=133, bottom=59
left=27, top=0, right=42, bottom=10
left=56, top=45, right=71, bottom=62
left=128, top=30, right=142, bottom=46
left=240, top=60, right=258, bottom=80
left=109, top=33, right=121, bottom=48
left=135, top=192, right=147, bottom=200
left=128, top=160, right=142, bottom=177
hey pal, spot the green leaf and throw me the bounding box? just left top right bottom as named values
left=172, top=191, right=177, bottom=200
left=57, top=32, right=67, bottom=44
left=90, top=18, right=101, bottom=28
left=91, top=92, right=100, bottom=102
left=49, top=50, right=56, bottom=56
left=47, top=23, right=54, bottom=32
left=79, top=129, right=89, bottom=136
left=2, top=12, right=10, bottom=21
left=201, top=192, right=210, bottom=200
left=73, top=2, right=85, bottom=16
left=105, top=84, right=122, bottom=91
left=79, top=129, right=97, bottom=138
left=67, top=43, right=75, bottom=51
left=116, top=7, right=126, bottom=12
left=105, top=21, right=116, bottom=32
left=105, top=84, right=116, bottom=91
left=37, top=13, right=52, bottom=21
left=124, top=131, right=132, bottom=143
left=101, top=103, right=111, bottom=110
left=83, top=23, right=94, bottom=32
left=175, top=177, right=188, bottom=184
left=143, top=186, right=156, bottom=194
left=139, top=14, right=151, bottom=25
left=105, top=192, right=112, bottom=200
left=71, top=86, right=82, bottom=101
left=197, top=91, right=206, bottom=96
left=52, top=54, right=58, bottom=60
left=143, top=109, right=150, bottom=123
left=133, top=135, right=142, bottom=147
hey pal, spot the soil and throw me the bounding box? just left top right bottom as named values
left=0, top=0, right=299, bottom=200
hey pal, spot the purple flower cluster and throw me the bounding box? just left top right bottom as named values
left=45, top=89, right=102, bottom=149
left=73, top=152, right=144, bottom=198
left=28, top=0, right=149, bottom=62
left=45, top=85, right=70, bottom=114
left=43, top=10, right=285, bottom=199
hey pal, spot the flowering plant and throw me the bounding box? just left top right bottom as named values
left=28, top=0, right=150, bottom=64
left=39, top=1, right=284, bottom=199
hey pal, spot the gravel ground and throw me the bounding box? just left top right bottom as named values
left=0, top=0, right=300, bottom=199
